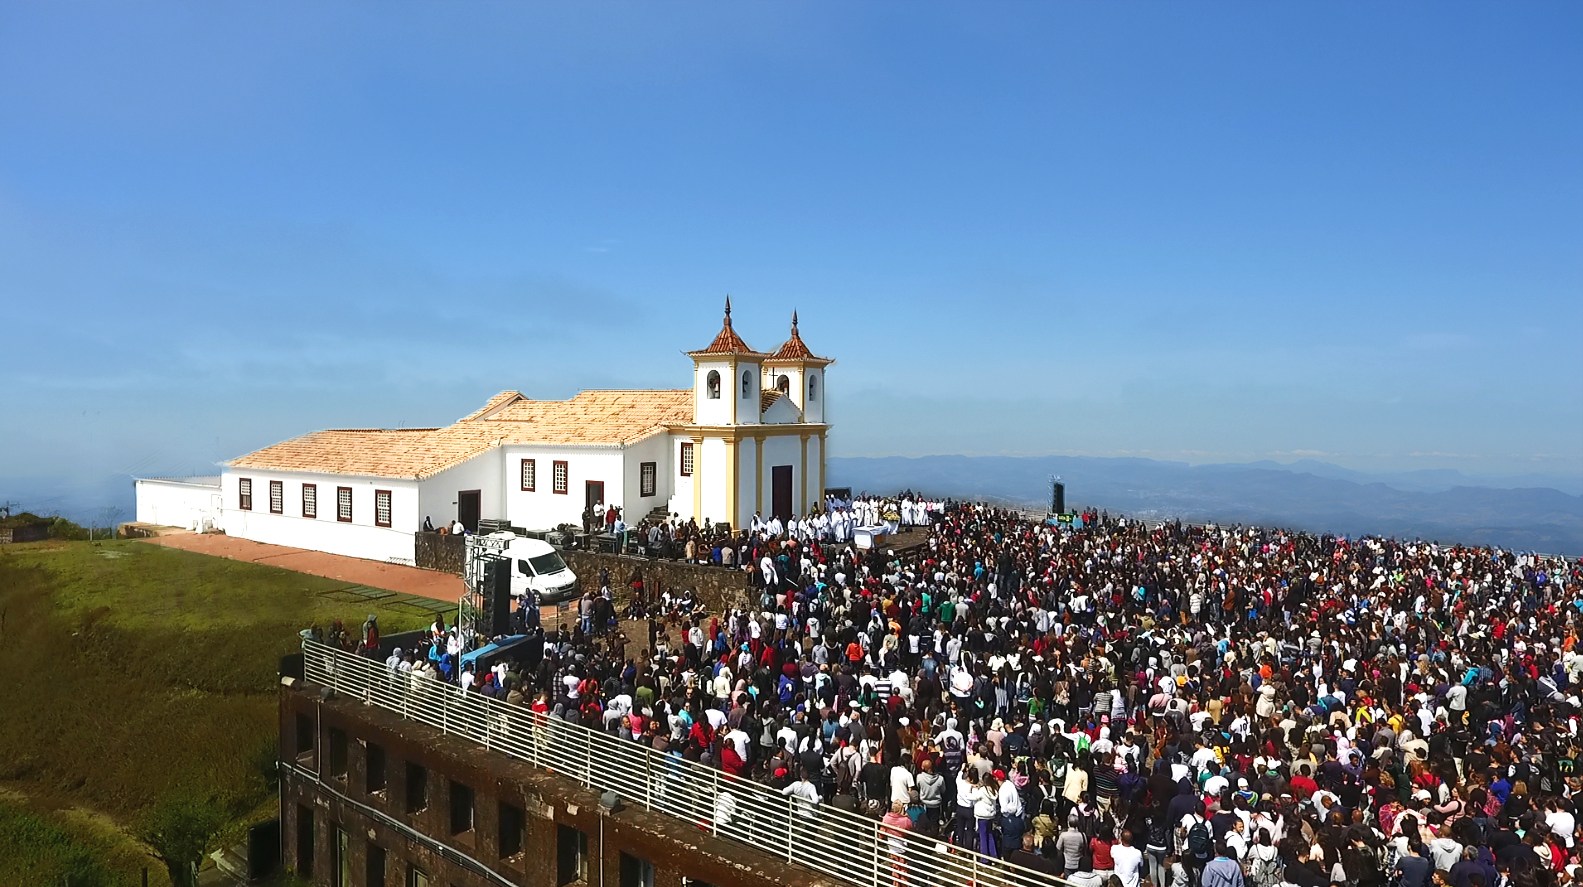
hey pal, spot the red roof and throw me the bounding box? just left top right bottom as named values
left=768, top=310, right=827, bottom=362
left=692, top=296, right=763, bottom=355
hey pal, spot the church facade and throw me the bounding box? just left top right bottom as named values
left=135, top=302, right=832, bottom=565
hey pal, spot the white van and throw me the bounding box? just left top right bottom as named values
left=486, top=533, right=580, bottom=604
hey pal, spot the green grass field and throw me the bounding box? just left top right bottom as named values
left=0, top=538, right=444, bottom=885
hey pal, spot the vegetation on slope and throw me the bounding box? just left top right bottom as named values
left=0, top=539, right=437, bottom=884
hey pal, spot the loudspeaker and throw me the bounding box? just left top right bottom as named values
left=1052, top=482, right=1066, bottom=515
left=481, top=558, right=512, bottom=637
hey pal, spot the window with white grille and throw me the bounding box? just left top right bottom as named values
left=374, top=490, right=392, bottom=528
left=520, top=459, right=536, bottom=492
left=640, top=462, right=657, bottom=497
left=552, top=461, right=568, bottom=495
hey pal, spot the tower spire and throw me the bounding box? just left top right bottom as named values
left=791, top=308, right=799, bottom=333
left=724, top=294, right=732, bottom=326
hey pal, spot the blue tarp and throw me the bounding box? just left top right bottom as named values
left=460, top=634, right=533, bottom=671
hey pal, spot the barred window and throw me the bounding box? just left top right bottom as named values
left=302, top=484, right=317, bottom=518
left=269, top=480, right=283, bottom=514
left=238, top=478, right=252, bottom=510
left=337, top=487, right=352, bottom=522
left=374, top=490, right=392, bottom=528
left=552, top=461, right=568, bottom=495
left=520, top=459, right=536, bottom=492
left=680, top=442, right=694, bottom=477
left=640, top=462, right=657, bottom=497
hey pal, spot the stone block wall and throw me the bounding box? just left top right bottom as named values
left=413, top=530, right=755, bottom=615
left=558, top=549, right=755, bottom=614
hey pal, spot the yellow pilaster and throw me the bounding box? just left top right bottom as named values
left=817, top=432, right=826, bottom=507
left=690, top=435, right=704, bottom=522
left=754, top=435, right=764, bottom=515
left=799, top=433, right=809, bottom=515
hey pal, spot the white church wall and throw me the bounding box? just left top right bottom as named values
left=417, top=450, right=503, bottom=531
left=698, top=437, right=728, bottom=526
left=807, top=434, right=823, bottom=501
left=734, top=362, right=761, bottom=426
left=764, top=365, right=804, bottom=414
left=759, top=433, right=804, bottom=516
left=802, top=367, right=826, bottom=424
left=134, top=478, right=222, bottom=531
left=219, top=469, right=419, bottom=564
left=735, top=437, right=758, bottom=529
left=668, top=435, right=695, bottom=521
left=693, top=359, right=733, bottom=426
left=501, top=445, right=625, bottom=530
left=761, top=395, right=801, bottom=424
left=620, top=433, right=671, bottom=523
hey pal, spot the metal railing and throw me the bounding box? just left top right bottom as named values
left=302, top=641, right=1068, bottom=887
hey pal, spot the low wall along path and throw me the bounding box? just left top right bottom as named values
left=415, top=530, right=754, bottom=614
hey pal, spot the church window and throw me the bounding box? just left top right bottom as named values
left=680, top=442, right=694, bottom=477
left=552, top=461, right=568, bottom=495
left=808, top=375, right=818, bottom=401
left=776, top=375, right=790, bottom=394
left=238, top=478, right=252, bottom=511
left=374, top=490, right=392, bottom=528
left=269, top=480, right=284, bottom=514
left=640, top=462, right=656, bottom=497
left=302, top=484, right=317, bottom=518
left=705, top=371, right=720, bottom=399
left=741, top=371, right=753, bottom=398
left=520, top=459, right=536, bottom=492
left=337, top=486, right=353, bottom=522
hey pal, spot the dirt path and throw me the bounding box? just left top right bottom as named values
left=138, top=533, right=464, bottom=602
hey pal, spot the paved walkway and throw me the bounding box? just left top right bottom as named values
left=138, top=532, right=464, bottom=602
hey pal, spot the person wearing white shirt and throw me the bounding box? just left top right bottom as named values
left=603, top=694, right=633, bottom=729
left=890, top=759, right=916, bottom=806
left=997, top=774, right=1026, bottom=850
left=1547, top=800, right=1576, bottom=848
left=1224, top=819, right=1249, bottom=860
left=1112, top=829, right=1146, bottom=887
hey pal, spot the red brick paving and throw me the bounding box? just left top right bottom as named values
left=138, top=532, right=464, bottom=602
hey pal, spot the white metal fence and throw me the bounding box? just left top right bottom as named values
left=301, top=641, right=1068, bottom=887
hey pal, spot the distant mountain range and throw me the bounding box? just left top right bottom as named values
left=6, top=455, right=1580, bottom=556
left=828, top=455, right=1583, bottom=555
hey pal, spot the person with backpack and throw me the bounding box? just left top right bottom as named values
left=1244, top=827, right=1283, bottom=887
left=1180, top=798, right=1215, bottom=887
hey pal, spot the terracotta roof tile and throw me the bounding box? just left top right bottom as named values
left=229, top=389, right=694, bottom=480
left=229, top=427, right=496, bottom=480
left=691, top=295, right=765, bottom=356
left=475, top=389, right=693, bottom=447
left=461, top=390, right=525, bottom=421
left=760, top=390, right=784, bottom=412
left=767, top=310, right=828, bottom=362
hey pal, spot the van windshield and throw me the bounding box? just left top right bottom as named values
left=527, top=551, right=568, bottom=576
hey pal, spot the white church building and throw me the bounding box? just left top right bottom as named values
left=134, top=301, right=833, bottom=565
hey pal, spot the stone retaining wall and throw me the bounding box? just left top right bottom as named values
left=558, top=549, right=754, bottom=614
left=413, top=531, right=753, bottom=614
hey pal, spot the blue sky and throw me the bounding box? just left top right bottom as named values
left=2, top=2, right=1580, bottom=513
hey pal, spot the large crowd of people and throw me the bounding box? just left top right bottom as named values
left=321, top=499, right=1583, bottom=887
left=573, top=493, right=947, bottom=565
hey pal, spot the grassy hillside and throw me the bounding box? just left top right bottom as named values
left=0, top=539, right=441, bottom=884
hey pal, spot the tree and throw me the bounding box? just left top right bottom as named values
left=135, top=793, right=224, bottom=887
